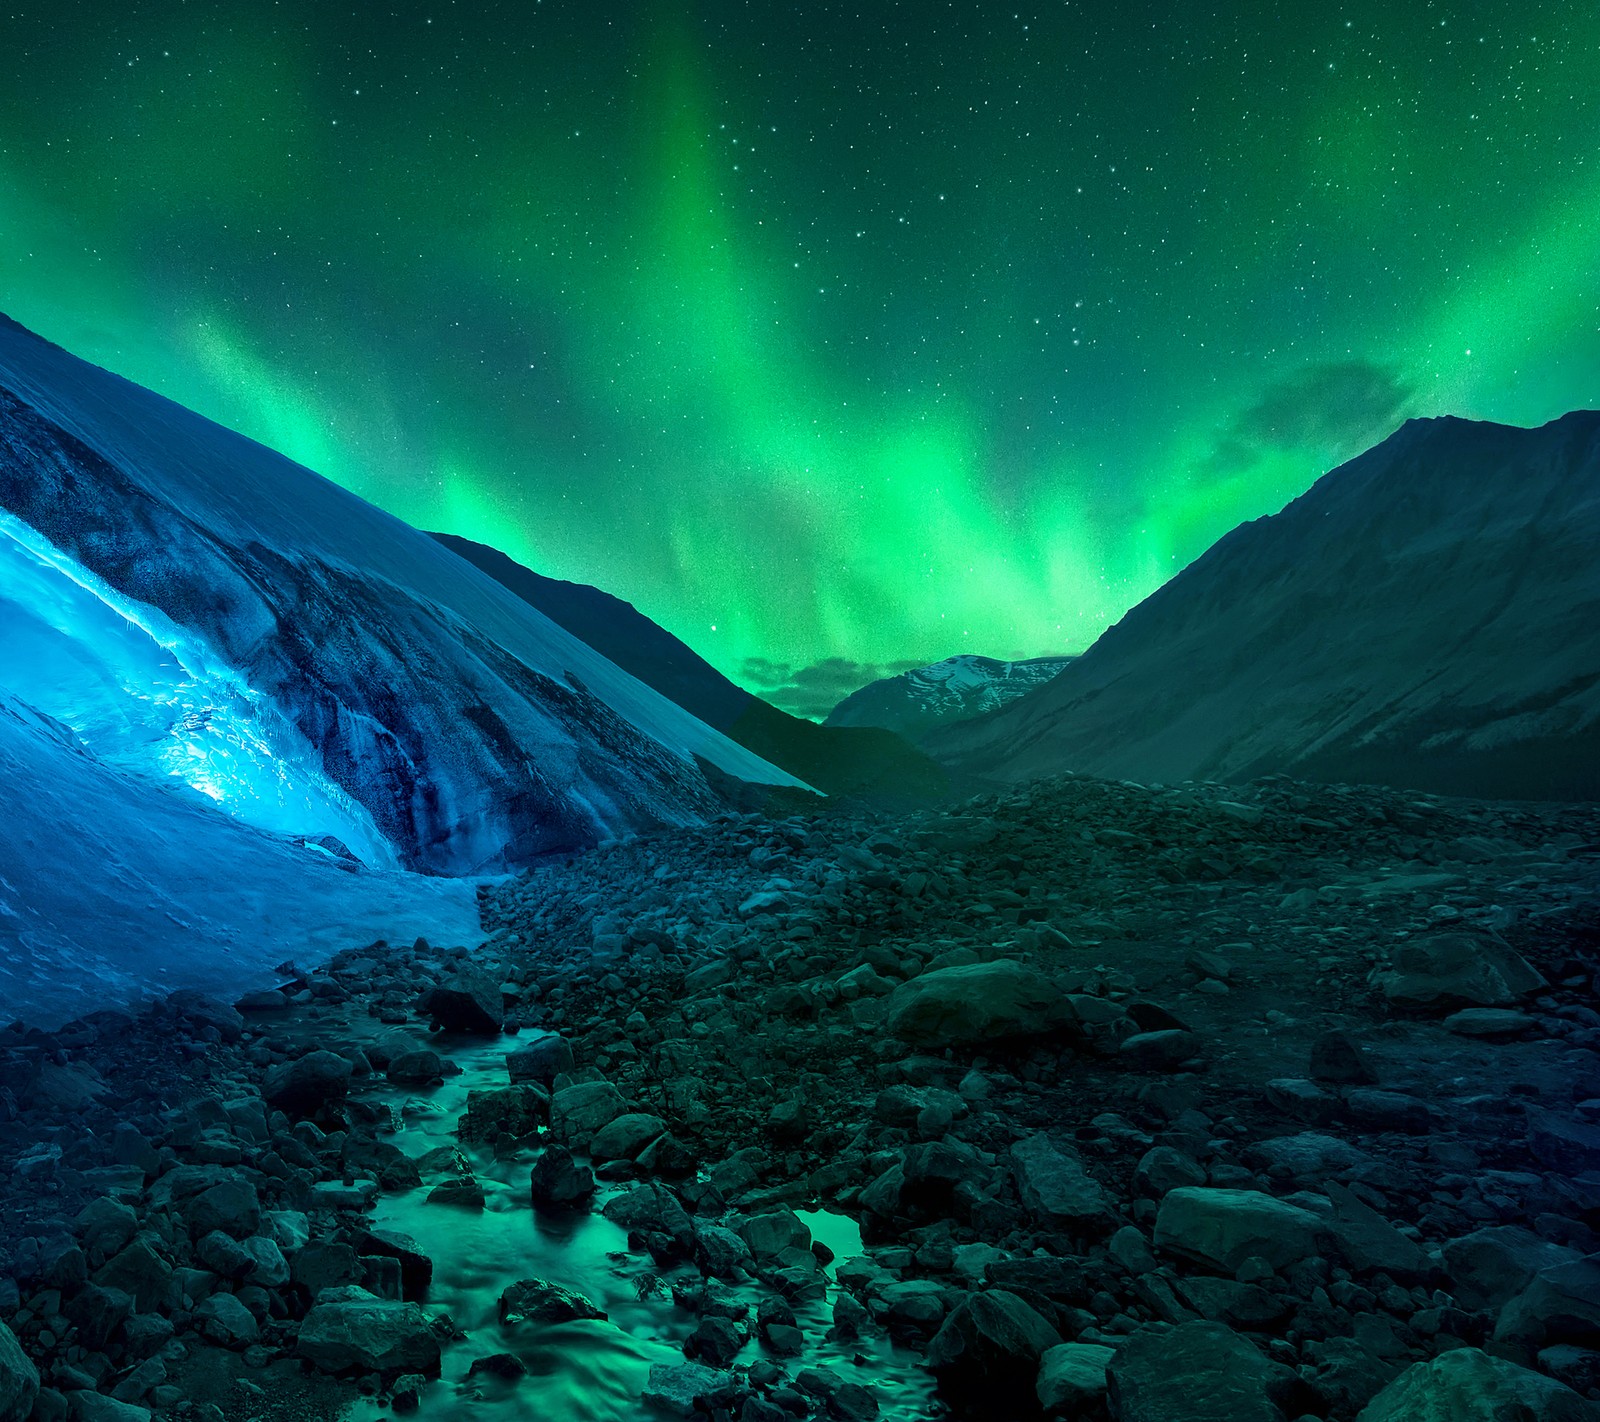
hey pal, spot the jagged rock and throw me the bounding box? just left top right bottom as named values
left=738, top=1210, right=811, bottom=1261
left=194, top=1293, right=259, bottom=1347
left=75, top=1199, right=139, bottom=1263
left=686, top=1315, right=744, bottom=1367
left=1525, top=1106, right=1600, bottom=1175
left=506, top=1035, right=575, bottom=1085
left=1443, top=1226, right=1582, bottom=1311
left=1323, top=1183, right=1430, bottom=1280
left=924, top=1289, right=1062, bottom=1399
left=641, top=1361, right=731, bottom=1417
left=498, top=1278, right=606, bottom=1325
left=418, top=972, right=504, bottom=1035
left=1495, top=1257, right=1600, bottom=1350
left=1247, top=1133, right=1371, bottom=1186
left=355, top=1228, right=434, bottom=1302
left=529, top=1145, right=595, bottom=1208
left=1011, top=1134, right=1117, bottom=1230
left=549, top=1081, right=628, bottom=1147
left=1107, top=1321, right=1297, bottom=1422
left=589, top=1112, right=667, bottom=1161
left=95, top=1240, right=172, bottom=1313
left=1036, top=1341, right=1115, bottom=1415
left=262, top=1051, right=352, bottom=1115
left=1378, top=932, right=1545, bottom=1009
left=1355, top=1346, right=1597, bottom=1421
left=1154, top=1187, right=1325, bottom=1272
left=694, top=1224, right=752, bottom=1278
left=602, top=1182, right=695, bottom=1253
left=1133, top=1146, right=1207, bottom=1197
left=458, top=1084, right=548, bottom=1143
left=0, top=1320, right=39, bottom=1422
left=427, top=1178, right=486, bottom=1208
left=885, top=961, right=1075, bottom=1047
left=297, top=1291, right=442, bottom=1375
left=387, top=1050, right=445, bottom=1084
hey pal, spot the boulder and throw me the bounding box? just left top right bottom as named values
left=297, top=1291, right=442, bottom=1375
left=0, top=1320, right=38, bottom=1422
left=549, top=1081, right=628, bottom=1147
left=1107, top=1321, right=1296, bottom=1422
left=1355, top=1347, right=1596, bottom=1422
left=737, top=1211, right=811, bottom=1261
left=417, top=972, right=504, bottom=1035
left=386, top=1050, right=445, bottom=1085
left=529, top=1146, right=596, bottom=1209
left=589, top=1113, right=667, bottom=1162
left=262, top=1051, right=352, bottom=1115
left=1036, top=1341, right=1115, bottom=1415
left=1378, top=932, right=1545, bottom=1009
left=925, top=1289, right=1062, bottom=1400
left=1525, top=1107, right=1600, bottom=1176
left=1442, top=1226, right=1581, bottom=1311
left=194, top=1293, right=259, bottom=1347
left=185, top=1177, right=261, bottom=1239
left=602, top=1183, right=695, bottom=1253
left=458, top=1085, right=548, bottom=1144
left=1011, top=1135, right=1117, bottom=1230
left=354, top=1228, right=434, bottom=1302
left=885, top=961, right=1075, bottom=1048
left=1133, top=1146, right=1207, bottom=1198
left=506, top=1035, right=575, bottom=1085
left=641, top=1361, right=731, bottom=1417
left=1154, top=1187, right=1324, bottom=1273
left=1495, top=1258, right=1600, bottom=1350
left=497, top=1278, right=606, bottom=1325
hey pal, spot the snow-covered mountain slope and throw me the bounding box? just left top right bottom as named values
left=432, top=532, right=951, bottom=802
left=932, top=413, right=1600, bottom=800
left=0, top=689, right=480, bottom=1027
left=0, top=314, right=807, bottom=876
left=824, top=654, right=1075, bottom=742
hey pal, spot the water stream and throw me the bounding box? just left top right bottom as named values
left=342, top=1034, right=939, bottom=1420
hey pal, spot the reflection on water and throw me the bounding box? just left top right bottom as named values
left=342, top=1035, right=937, bottom=1421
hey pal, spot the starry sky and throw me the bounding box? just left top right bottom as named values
left=2, top=2, right=1598, bottom=715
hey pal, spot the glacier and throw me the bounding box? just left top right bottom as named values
left=0, top=313, right=809, bottom=1023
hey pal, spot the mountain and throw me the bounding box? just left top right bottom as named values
left=430, top=532, right=951, bottom=802
left=0, top=314, right=808, bottom=884
left=932, top=413, right=1600, bottom=800
left=825, top=654, right=1076, bottom=741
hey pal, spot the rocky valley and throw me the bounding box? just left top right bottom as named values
left=3, top=773, right=1599, bottom=1421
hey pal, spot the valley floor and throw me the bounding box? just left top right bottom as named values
left=2, top=773, right=1600, bottom=1421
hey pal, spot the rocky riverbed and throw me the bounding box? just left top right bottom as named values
left=3, top=772, right=1600, bottom=1421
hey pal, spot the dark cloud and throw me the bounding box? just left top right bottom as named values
left=739, top=655, right=923, bottom=720
left=1204, top=361, right=1415, bottom=475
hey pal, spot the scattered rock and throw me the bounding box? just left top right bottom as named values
left=1355, top=1346, right=1597, bottom=1421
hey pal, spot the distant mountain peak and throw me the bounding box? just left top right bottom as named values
left=825, top=653, right=1075, bottom=743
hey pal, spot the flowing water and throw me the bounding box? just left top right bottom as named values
left=341, top=1035, right=940, bottom=1420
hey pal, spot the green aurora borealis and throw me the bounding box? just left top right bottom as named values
left=3, top=1, right=1598, bottom=711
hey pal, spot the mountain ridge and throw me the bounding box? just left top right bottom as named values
left=931, top=409, right=1600, bottom=799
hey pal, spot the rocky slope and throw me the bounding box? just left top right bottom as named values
left=932, top=413, right=1600, bottom=800
left=3, top=774, right=1598, bottom=1421
left=430, top=533, right=948, bottom=803
left=826, top=655, right=1075, bottom=743
left=0, top=314, right=805, bottom=880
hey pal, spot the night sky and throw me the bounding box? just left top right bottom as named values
left=3, top=2, right=1597, bottom=715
